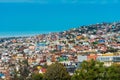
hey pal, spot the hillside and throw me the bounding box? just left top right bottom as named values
left=34, top=22, right=120, bottom=54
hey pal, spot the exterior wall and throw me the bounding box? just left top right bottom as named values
left=104, top=62, right=113, bottom=67
left=113, top=56, right=120, bottom=62
left=97, top=56, right=113, bottom=62
left=87, top=54, right=97, bottom=61
left=102, top=53, right=114, bottom=56
left=77, top=55, right=87, bottom=62
left=97, top=56, right=113, bottom=66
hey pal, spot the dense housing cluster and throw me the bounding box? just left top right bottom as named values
left=1, top=22, right=120, bottom=79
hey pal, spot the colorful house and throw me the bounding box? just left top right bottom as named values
left=97, top=56, right=113, bottom=66
left=87, top=54, right=97, bottom=61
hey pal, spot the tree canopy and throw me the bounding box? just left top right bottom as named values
left=72, top=59, right=120, bottom=80
left=31, top=73, right=44, bottom=80
left=72, top=59, right=105, bottom=80
left=45, top=62, right=70, bottom=80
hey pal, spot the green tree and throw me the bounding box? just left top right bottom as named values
left=42, top=63, right=48, bottom=68
left=12, top=59, right=30, bottom=80
left=19, top=65, right=30, bottom=79
left=31, top=73, right=44, bottom=80
left=105, top=64, right=120, bottom=80
left=45, top=62, right=70, bottom=80
left=71, top=59, right=105, bottom=80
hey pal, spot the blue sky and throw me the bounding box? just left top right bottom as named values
left=0, top=0, right=120, bottom=37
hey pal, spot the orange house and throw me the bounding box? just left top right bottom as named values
left=76, top=35, right=83, bottom=40
left=87, top=54, right=98, bottom=61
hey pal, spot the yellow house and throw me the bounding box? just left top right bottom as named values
left=102, top=53, right=114, bottom=56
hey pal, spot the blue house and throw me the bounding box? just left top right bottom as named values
left=98, top=39, right=105, bottom=43
left=0, top=73, right=5, bottom=78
